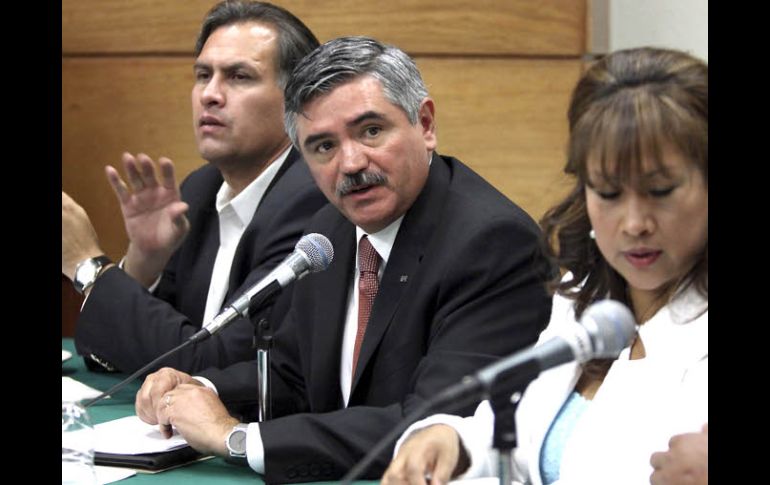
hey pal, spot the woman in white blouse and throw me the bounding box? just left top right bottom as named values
left=382, top=46, right=708, bottom=485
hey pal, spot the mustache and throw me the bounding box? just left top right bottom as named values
left=336, top=171, right=388, bottom=196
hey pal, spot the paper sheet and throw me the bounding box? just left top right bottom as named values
left=94, top=415, right=189, bottom=455
left=95, top=465, right=136, bottom=484
left=62, top=376, right=106, bottom=402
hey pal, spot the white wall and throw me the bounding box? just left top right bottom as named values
left=591, top=0, right=708, bottom=62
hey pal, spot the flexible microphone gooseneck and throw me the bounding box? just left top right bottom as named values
left=82, top=233, right=334, bottom=408
left=339, top=299, right=637, bottom=484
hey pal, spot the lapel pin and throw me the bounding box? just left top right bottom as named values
left=400, top=275, right=408, bottom=283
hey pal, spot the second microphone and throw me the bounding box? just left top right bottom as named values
left=190, top=233, right=334, bottom=342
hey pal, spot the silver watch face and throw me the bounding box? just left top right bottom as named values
left=227, top=427, right=248, bottom=456
left=74, top=259, right=101, bottom=291
left=76, top=260, right=99, bottom=283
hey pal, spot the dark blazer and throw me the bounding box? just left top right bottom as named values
left=201, top=153, right=554, bottom=483
left=74, top=149, right=328, bottom=374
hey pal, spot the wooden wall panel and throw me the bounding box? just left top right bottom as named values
left=62, top=57, right=203, bottom=260
left=63, top=0, right=585, bottom=56
left=62, top=57, right=578, bottom=260
left=418, top=58, right=580, bottom=220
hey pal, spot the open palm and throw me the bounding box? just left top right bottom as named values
left=106, top=152, right=190, bottom=283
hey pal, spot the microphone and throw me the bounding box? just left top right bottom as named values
left=338, top=299, right=637, bottom=484
left=190, top=233, right=334, bottom=342
left=474, top=299, right=637, bottom=390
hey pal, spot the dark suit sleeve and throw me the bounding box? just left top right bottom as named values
left=257, top=216, right=553, bottom=482
left=73, top=171, right=327, bottom=375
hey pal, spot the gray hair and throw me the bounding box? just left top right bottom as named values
left=194, top=1, right=319, bottom=89
left=284, top=36, right=429, bottom=147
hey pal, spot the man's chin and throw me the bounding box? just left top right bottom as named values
left=198, top=146, right=234, bottom=165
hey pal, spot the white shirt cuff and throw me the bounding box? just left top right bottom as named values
left=191, top=376, right=219, bottom=396
left=246, top=422, right=265, bottom=474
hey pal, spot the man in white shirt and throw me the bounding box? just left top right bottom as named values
left=61, top=1, right=327, bottom=374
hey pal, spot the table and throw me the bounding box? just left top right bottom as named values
left=62, top=338, right=376, bottom=484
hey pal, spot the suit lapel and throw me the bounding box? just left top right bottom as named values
left=351, top=154, right=451, bottom=389
left=309, top=218, right=356, bottom=410
left=177, top=170, right=221, bottom=323
left=225, top=150, right=299, bottom=299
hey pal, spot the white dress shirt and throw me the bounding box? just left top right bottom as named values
left=201, top=148, right=289, bottom=325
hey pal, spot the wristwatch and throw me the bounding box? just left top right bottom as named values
left=225, top=423, right=249, bottom=462
left=73, top=255, right=112, bottom=295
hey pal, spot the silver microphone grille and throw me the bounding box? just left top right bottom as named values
left=296, top=233, right=334, bottom=272
left=581, top=300, right=637, bottom=359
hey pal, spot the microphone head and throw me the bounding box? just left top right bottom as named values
left=580, top=299, right=637, bottom=359
left=297, top=233, right=334, bottom=273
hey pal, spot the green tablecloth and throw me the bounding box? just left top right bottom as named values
left=62, top=338, right=377, bottom=484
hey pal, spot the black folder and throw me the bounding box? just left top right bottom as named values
left=94, top=445, right=205, bottom=471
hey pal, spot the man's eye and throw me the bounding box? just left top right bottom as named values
left=317, top=141, right=334, bottom=154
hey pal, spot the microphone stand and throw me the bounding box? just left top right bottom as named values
left=487, top=359, right=538, bottom=485
left=247, top=284, right=281, bottom=422
left=490, top=388, right=521, bottom=485
left=255, top=316, right=272, bottom=422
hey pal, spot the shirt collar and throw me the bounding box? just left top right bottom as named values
left=214, top=146, right=291, bottom=225
left=355, top=215, right=404, bottom=268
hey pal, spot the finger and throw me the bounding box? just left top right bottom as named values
left=157, top=396, right=174, bottom=439
left=136, top=153, right=159, bottom=189
left=168, top=201, right=190, bottom=219
left=158, top=157, right=178, bottom=190
left=105, top=165, right=131, bottom=205
left=135, top=379, right=158, bottom=425
left=405, top=455, right=431, bottom=485
left=155, top=392, right=172, bottom=429
left=123, top=153, right=145, bottom=191
left=382, top=457, right=412, bottom=485
left=649, top=450, right=665, bottom=469
left=649, top=470, right=661, bottom=485
left=667, top=433, right=684, bottom=449
left=169, top=202, right=190, bottom=230
left=431, top=453, right=456, bottom=485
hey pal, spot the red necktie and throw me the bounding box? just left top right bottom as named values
left=352, top=235, right=380, bottom=376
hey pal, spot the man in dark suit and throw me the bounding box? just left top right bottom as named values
left=134, top=37, right=553, bottom=482
left=61, top=1, right=327, bottom=374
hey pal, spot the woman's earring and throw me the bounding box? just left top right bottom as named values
left=589, top=229, right=596, bottom=240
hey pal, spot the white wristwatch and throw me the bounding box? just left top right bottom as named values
left=73, top=255, right=112, bottom=295
left=225, top=423, right=249, bottom=463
